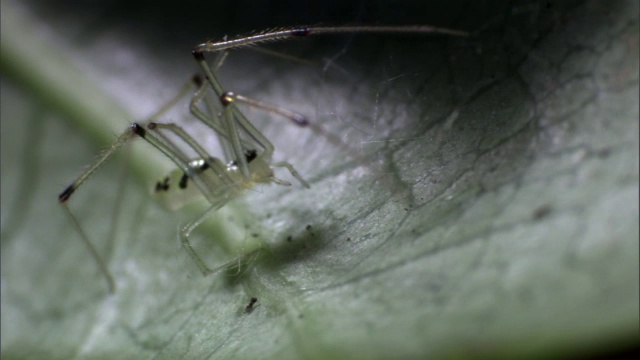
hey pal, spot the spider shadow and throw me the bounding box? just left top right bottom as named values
left=219, top=217, right=338, bottom=287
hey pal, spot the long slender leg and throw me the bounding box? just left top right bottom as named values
left=272, top=162, right=310, bottom=188
left=191, top=54, right=260, bottom=181
left=194, top=25, right=469, bottom=53
left=192, top=53, right=275, bottom=156
left=189, top=81, right=274, bottom=166
left=180, top=200, right=264, bottom=277
left=224, top=92, right=350, bottom=162
left=147, top=75, right=200, bottom=121
left=59, top=129, right=136, bottom=203
left=58, top=127, right=138, bottom=293
left=188, top=79, right=259, bottom=175
left=65, top=121, right=240, bottom=280
left=58, top=76, right=214, bottom=292
left=59, top=74, right=205, bottom=203
left=201, top=81, right=235, bottom=161
left=179, top=199, right=227, bottom=276
left=130, top=124, right=226, bottom=205
left=189, top=77, right=230, bottom=140
left=190, top=81, right=312, bottom=191
left=60, top=204, right=116, bottom=293
left=197, top=46, right=396, bottom=190
left=228, top=92, right=386, bottom=192
left=192, top=24, right=470, bottom=132
left=219, top=101, right=252, bottom=179
left=231, top=93, right=309, bottom=127
left=192, top=51, right=260, bottom=183
left=190, top=25, right=470, bottom=190
left=57, top=125, right=179, bottom=293
left=147, top=122, right=234, bottom=187
left=189, top=72, right=307, bottom=190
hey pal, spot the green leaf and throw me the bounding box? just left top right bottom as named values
left=2, top=1, right=638, bottom=359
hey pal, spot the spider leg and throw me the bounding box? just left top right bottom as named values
left=179, top=198, right=227, bottom=276
left=57, top=79, right=202, bottom=293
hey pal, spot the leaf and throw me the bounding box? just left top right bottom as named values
left=2, top=1, right=638, bottom=359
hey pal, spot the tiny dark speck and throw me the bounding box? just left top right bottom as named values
left=306, top=224, right=312, bottom=231
left=596, top=147, right=612, bottom=158
left=286, top=236, right=292, bottom=242
left=532, top=205, right=552, bottom=220
left=245, top=297, right=258, bottom=313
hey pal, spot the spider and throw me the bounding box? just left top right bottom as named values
left=58, top=25, right=469, bottom=293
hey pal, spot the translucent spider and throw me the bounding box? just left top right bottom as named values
left=58, top=25, right=469, bottom=293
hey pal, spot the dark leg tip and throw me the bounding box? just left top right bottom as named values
left=192, top=49, right=205, bottom=60
left=59, top=184, right=75, bottom=203
left=292, top=114, right=309, bottom=127
left=132, top=123, right=147, bottom=137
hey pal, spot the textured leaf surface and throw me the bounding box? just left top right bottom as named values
left=2, top=1, right=638, bottom=359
